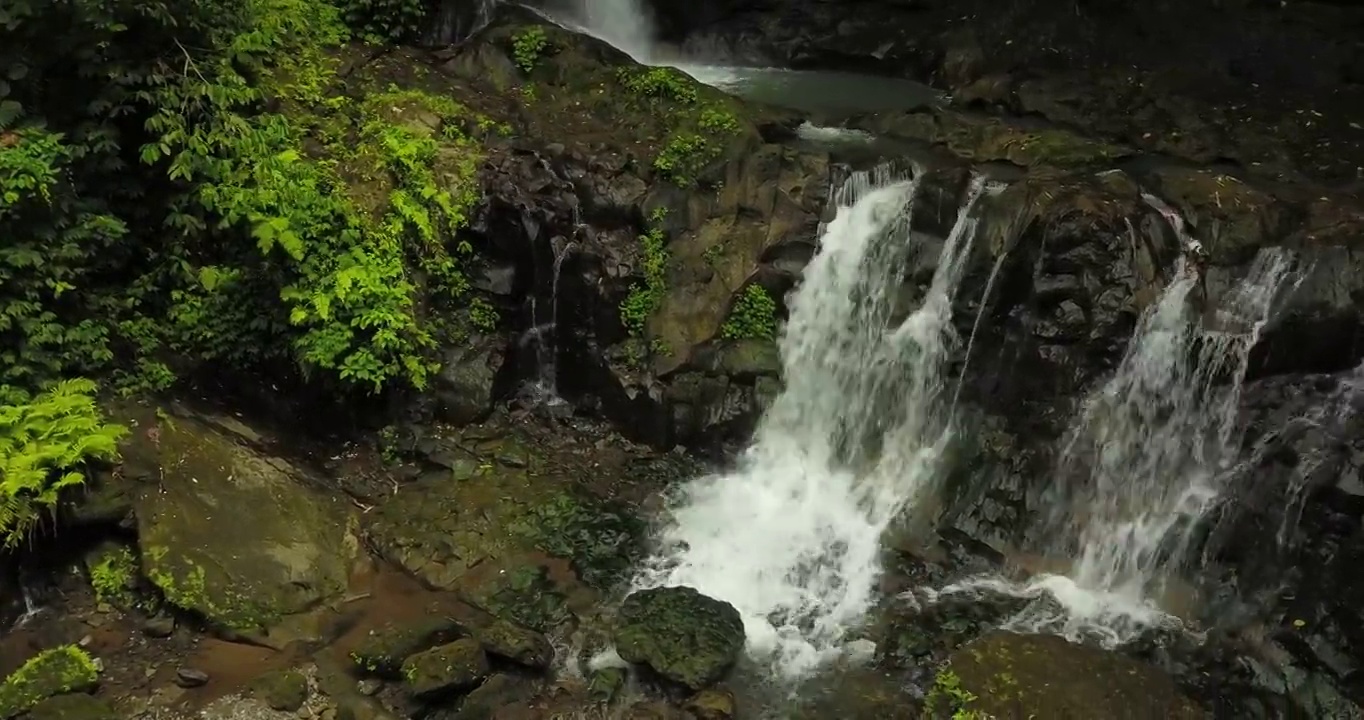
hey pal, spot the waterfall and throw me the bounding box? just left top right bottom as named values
left=939, top=247, right=1296, bottom=647
left=633, top=168, right=999, bottom=679
left=526, top=0, right=658, bottom=62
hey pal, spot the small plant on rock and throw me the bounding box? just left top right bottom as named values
left=619, top=208, right=669, bottom=338
left=512, top=27, right=549, bottom=73
left=720, top=284, right=778, bottom=340
left=88, top=544, right=138, bottom=607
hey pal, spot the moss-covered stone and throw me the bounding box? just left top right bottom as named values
left=588, top=666, right=627, bottom=703
left=24, top=693, right=117, bottom=720
left=125, top=409, right=360, bottom=635
left=476, top=618, right=553, bottom=669
left=0, top=647, right=99, bottom=719
left=930, top=631, right=1204, bottom=719
left=463, top=564, right=571, bottom=634
left=350, top=615, right=470, bottom=678
left=401, top=638, right=490, bottom=699
left=250, top=669, right=308, bottom=711
left=449, top=673, right=539, bottom=720
left=613, top=587, right=745, bottom=690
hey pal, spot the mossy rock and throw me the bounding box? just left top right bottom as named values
left=613, top=587, right=745, bottom=690
left=463, top=564, right=571, bottom=634
left=24, top=693, right=117, bottom=720
left=930, top=631, right=1205, bottom=719
left=350, top=615, right=470, bottom=678
left=0, top=647, right=99, bottom=719
left=250, top=669, right=308, bottom=711
left=476, top=619, right=553, bottom=669
left=127, top=410, right=360, bottom=635
left=401, top=638, right=490, bottom=699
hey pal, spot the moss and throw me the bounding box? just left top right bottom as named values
left=250, top=669, right=309, bottom=711
left=349, top=616, right=470, bottom=679
left=142, top=546, right=280, bottom=632
left=400, top=639, right=489, bottom=699
left=614, top=67, right=744, bottom=187
left=612, top=587, right=745, bottom=690
left=0, top=646, right=100, bottom=719
left=25, top=693, right=117, bottom=720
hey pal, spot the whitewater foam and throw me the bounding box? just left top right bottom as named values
left=633, top=170, right=999, bottom=679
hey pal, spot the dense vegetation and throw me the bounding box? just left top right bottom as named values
left=0, top=0, right=479, bottom=546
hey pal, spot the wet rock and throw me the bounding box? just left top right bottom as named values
left=250, top=669, right=308, bottom=711
left=448, top=673, right=540, bottom=720
left=476, top=618, right=554, bottom=669
left=140, top=614, right=176, bottom=638
left=432, top=333, right=507, bottom=425
left=350, top=615, right=470, bottom=679
left=931, top=632, right=1203, bottom=719
left=684, top=688, right=735, bottom=720
left=25, top=693, right=118, bottom=720
left=175, top=668, right=209, bottom=688
left=401, top=638, right=490, bottom=699
left=588, top=667, right=626, bottom=703
left=121, top=407, right=360, bottom=639
left=613, top=586, right=745, bottom=690
left=313, top=656, right=401, bottom=720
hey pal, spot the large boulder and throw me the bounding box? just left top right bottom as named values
left=927, top=631, right=1203, bottom=719
left=118, top=405, right=361, bottom=639
left=612, top=586, right=745, bottom=690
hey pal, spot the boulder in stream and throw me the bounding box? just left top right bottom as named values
left=613, top=586, right=745, bottom=690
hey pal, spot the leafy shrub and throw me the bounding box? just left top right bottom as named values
left=720, top=284, right=778, bottom=340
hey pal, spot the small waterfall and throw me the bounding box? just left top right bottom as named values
left=520, top=237, right=575, bottom=408
left=634, top=168, right=999, bottom=679
left=422, top=0, right=499, bottom=46
left=940, top=246, right=1296, bottom=646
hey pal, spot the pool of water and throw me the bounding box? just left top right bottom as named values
left=672, top=63, right=943, bottom=115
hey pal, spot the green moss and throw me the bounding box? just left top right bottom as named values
left=922, top=668, right=985, bottom=719
left=0, top=646, right=100, bottom=719
left=615, top=67, right=743, bottom=187
left=250, top=669, right=309, bottom=711
left=719, top=284, right=778, bottom=340
left=142, top=546, right=279, bottom=632
left=612, top=587, right=745, bottom=690
left=349, top=616, right=469, bottom=679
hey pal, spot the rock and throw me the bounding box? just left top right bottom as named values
left=588, top=667, right=626, bottom=703
left=313, top=656, right=401, bottom=720
left=431, top=334, right=507, bottom=424
left=613, top=587, right=745, bottom=690
left=684, top=688, right=735, bottom=720
left=400, top=638, right=490, bottom=699
left=449, top=673, right=540, bottom=720
left=930, top=632, right=1203, bottom=719
left=349, top=615, right=470, bottom=678
left=25, top=694, right=118, bottom=720
left=476, top=619, right=554, bottom=669
left=140, top=614, right=176, bottom=638
left=174, top=668, right=209, bottom=688
left=250, top=669, right=308, bottom=711
left=124, top=407, right=360, bottom=638
left=0, top=646, right=99, bottom=719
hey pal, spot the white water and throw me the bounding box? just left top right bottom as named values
left=529, top=0, right=658, bottom=62
left=634, top=169, right=998, bottom=679
left=938, top=246, right=1296, bottom=646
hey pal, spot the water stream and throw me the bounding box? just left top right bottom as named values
left=633, top=169, right=999, bottom=679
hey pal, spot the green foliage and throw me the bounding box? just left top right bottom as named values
left=87, top=544, right=139, bottom=606
left=0, top=380, right=126, bottom=548
left=340, top=0, right=428, bottom=44
left=923, top=668, right=986, bottom=720
left=617, top=68, right=699, bottom=104
left=720, top=284, right=778, bottom=340
left=616, top=67, right=742, bottom=187
left=0, top=645, right=99, bottom=718
left=469, top=296, right=500, bottom=333
left=512, top=27, right=549, bottom=74
left=2, top=0, right=491, bottom=398
left=619, top=208, right=670, bottom=337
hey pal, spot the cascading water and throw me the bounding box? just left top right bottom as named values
left=938, top=245, right=1296, bottom=646
left=527, top=0, right=658, bottom=62
left=633, top=168, right=999, bottom=679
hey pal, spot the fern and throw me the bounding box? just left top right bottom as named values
left=0, top=379, right=126, bottom=547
